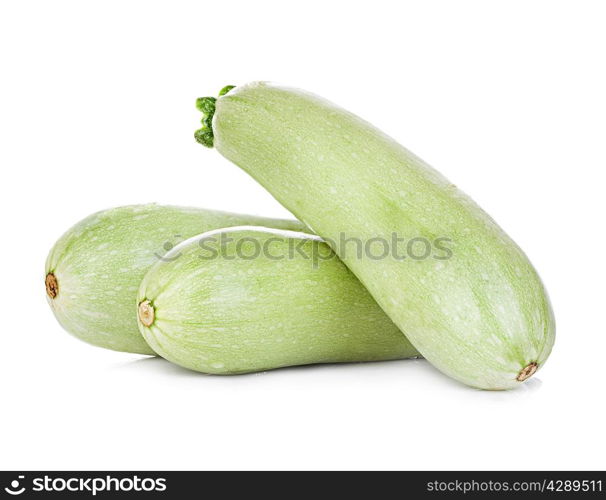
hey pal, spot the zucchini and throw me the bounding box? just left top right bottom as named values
left=137, top=227, right=419, bottom=373
left=196, top=82, right=555, bottom=389
left=45, top=204, right=308, bottom=354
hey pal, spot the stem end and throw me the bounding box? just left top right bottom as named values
left=194, top=86, right=235, bottom=148
left=45, top=273, right=59, bottom=299
left=516, top=362, right=538, bottom=382
left=138, top=300, right=156, bottom=327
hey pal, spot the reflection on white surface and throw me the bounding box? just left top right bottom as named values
left=119, top=355, right=543, bottom=395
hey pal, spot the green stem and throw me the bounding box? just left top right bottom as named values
left=194, top=85, right=236, bottom=148
left=219, top=85, right=235, bottom=97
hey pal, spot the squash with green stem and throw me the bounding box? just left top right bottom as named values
left=195, top=82, right=555, bottom=389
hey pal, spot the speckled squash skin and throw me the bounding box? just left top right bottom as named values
left=208, top=82, right=555, bottom=389
left=137, top=228, right=419, bottom=373
left=45, top=204, right=309, bottom=354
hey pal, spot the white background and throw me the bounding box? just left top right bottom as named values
left=0, top=0, right=604, bottom=470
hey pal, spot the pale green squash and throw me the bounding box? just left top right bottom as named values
left=197, top=82, right=555, bottom=389
left=45, top=204, right=308, bottom=354
left=137, top=227, right=419, bottom=373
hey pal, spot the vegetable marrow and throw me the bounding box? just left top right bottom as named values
left=197, top=82, right=555, bottom=389
left=45, top=204, right=308, bottom=354
left=137, top=227, right=419, bottom=373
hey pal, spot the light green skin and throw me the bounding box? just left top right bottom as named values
left=137, top=228, right=419, bottom=374
left=45, top=204, right=309, bottom=354
left=211, top=82, right=555, bottom=389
